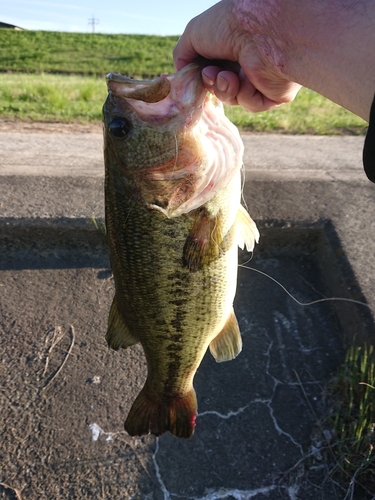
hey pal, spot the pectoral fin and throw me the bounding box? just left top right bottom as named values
left=183, top=208, right=223, bottom=272
left=236, top=205, right=260, bottom=252
left=209, top=310, right=242, bottom=362
left=106, top=296, right=138, bottom=350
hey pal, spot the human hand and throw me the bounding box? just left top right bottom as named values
left=173, top=0, right=301, bottom=112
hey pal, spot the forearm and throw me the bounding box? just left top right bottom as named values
left=233, top=0, right=375, bottom=120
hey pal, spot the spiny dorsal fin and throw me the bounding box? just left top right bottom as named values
left=106, top=296, right=139, bottom=351
left=183, top=207, right=223, bottom=272
left=236, top=205, right=260, bottom=252
left=209, top=310, right=242, bottom=363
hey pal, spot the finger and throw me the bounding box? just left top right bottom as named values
left=235, top=69, right=302, bottom=112
left=174, top=2, right=237, bottom=71
left=201, top=66, right=221, bottom=88
left=202, top=68, right=241, bottom=105
left=242, top=82, right=302, bottom=112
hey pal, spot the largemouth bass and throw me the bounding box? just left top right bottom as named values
left=103, top=63, right=259, bottom=439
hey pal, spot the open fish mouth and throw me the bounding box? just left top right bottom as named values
left=105, top=63, right=208, bottom=126
left=106, top=71, right=172, bottom=103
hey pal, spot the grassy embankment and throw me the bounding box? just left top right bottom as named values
left=0, top=29, right=367, bottom=134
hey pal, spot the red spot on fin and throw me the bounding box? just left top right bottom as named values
left=190, top=413, right=197, bottom=428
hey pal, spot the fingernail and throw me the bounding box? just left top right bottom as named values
left=217, top=75, right=229, bottom=92
left=202, top=68, right=215, bottom=86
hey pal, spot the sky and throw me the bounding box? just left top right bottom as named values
left=1, top=0, right=219, bottom=35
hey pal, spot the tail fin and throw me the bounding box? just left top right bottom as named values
left=125, top=385, right=197, bottom=438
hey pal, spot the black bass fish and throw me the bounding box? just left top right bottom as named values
left=102, top=63, right=259, bottom=438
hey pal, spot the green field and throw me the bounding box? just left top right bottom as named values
left=0, top=29, right=368, bottom=134
left=0, top=30, right=177, bottom=77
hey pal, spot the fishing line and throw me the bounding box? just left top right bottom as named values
left=240, top=165, right=249, bottom=214
left=238, top=262, right=371, bottom=309
left=172, top=131, right=179, bottom=172
left=238, top=163, right=369, bottom=309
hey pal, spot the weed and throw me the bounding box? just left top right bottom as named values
left=325, top=344, right=375, bottom=496
left=92, top=218, right=107, bottom=240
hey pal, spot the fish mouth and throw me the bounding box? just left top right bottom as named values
left=106, top=63, right=207, bottom=124
left=106, top=72, right=172, bottom=103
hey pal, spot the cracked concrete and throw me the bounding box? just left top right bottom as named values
left=1, top=129, right=375, bottom=499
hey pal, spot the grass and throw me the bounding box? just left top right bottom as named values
left=225, top=89, right=367, bottom=135
left=0, top=73, right=106, bottom=122
left=0, top=30, right=177, bottom=77
left=0, top=72, right=367, bottom=134
left=323, top=344, right=375, bottom=497
left=0, top=29, right=368, bottom=133
left=92, top=218, right=107, bottom=241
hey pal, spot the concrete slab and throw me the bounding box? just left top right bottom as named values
left=0, top=130, right=374, bottom=500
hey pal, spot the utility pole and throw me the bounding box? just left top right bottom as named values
left=88, top=16, right=99, bottom=34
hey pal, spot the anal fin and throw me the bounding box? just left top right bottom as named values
left=209, top=309, right=242, bottom=362
left=106, top=296, right=138, bottom=350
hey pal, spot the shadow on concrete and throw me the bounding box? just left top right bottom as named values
left=0, top=217, right=108, bottom=271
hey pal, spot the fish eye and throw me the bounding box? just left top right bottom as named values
left=109, top=116, right=132, bottom=138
